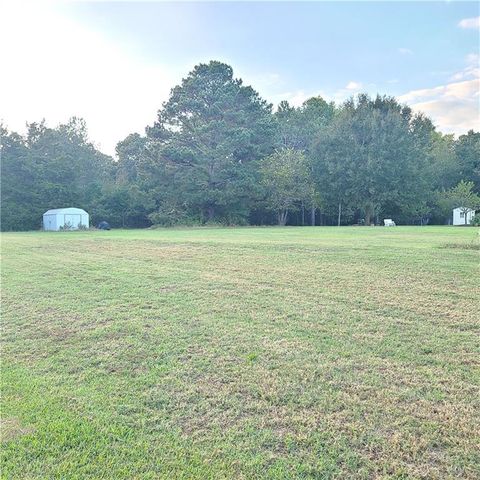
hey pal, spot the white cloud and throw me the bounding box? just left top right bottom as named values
left=330, top=81, right=368, bottom=103
left=458, top=16, right=480, bottom=29
left=0, top=1, right=181, bottom=156
left=398, top=55, right=480, bottom=136
left=345, top=81, right=363, bottom=90
left=450, top=53, right=479, bottom=81
left=398, top=48, right=413, bottom=55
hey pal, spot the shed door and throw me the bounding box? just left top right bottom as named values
left=44, top=215, right=55, bottom=230
left=64, top=214, right=81, bottom=229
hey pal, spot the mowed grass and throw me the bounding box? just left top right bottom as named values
left=1, top=226, right=479, bottom=479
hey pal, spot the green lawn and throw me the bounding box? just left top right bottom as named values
left=1, top=226, right=479, bottom=479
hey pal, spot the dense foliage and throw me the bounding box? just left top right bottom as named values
left=1, top=61, right=479, bottom=230
left=1, top=119, right=112, bottom=231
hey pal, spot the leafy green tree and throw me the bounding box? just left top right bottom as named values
left=274, top=97, right=335, bottom=225
left=314, top=95, right=431, bottom=225
left=455, top=131, right=480, bottom=192
left=275, top=97, right=335, bottom=150
left=0, top=125, right=41, bottom=230
left=443, top=180, right=480, bottom=225
left=1, top=119, right=114, bottom=231
left=146, top=61, right=275, bottom=223
left=96, top=184, right=154, bottom=228
left=2, top=64, right=479, bottom=230
left=426, top=132, right=458, bottom=191
left=275, top=101, right=302, bottom=149
left=24, top=118, right=112, bottom=213
left=260, top=148, right=311, bottom=225
left=116, top=133, right=148, bottom=184
left=313, top=110, right=357, bottom=226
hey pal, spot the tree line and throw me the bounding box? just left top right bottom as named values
left=1, top=61, right=479, bottom=231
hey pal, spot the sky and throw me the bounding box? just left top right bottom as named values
left=1, top=1, right=479, bottom=156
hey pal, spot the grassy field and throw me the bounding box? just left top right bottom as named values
left=1, top=226, right=479, bottom=479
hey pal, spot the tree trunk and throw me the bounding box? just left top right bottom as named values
left=465, top=211, right=468, bottom=225
left=337, top=202, right=342, bottom=227
left=365, top=212, right=371, bottom=226
left=207, top=206, right=215, bottom=222
left=365, top=205, right=373, bottom=226
left=278, top=210, right=288, bottom=226
left=301, top=203, right=305, bottom=226
left=311, top=206, right=315, bottom=226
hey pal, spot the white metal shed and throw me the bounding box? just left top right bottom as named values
left=43, top=208, right=89, bottom=231
left=452, top=207, right=475, bottom=226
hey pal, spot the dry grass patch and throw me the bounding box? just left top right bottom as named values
left=1, top=418, right=35, bottom=443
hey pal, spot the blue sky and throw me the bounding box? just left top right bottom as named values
left=1, top=1, right=479, bottom=155
left=66, top=2, right=478, bottom=94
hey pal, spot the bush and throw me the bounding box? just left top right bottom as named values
left=148, top=205, right=199, bottom=227
left=59, top=222, right=73, bottom=231
left=471, top=213, right=480, bottom=226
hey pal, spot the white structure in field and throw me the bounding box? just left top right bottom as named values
left=384, top=219, right=396, bottom=226
left=452, top=207, right=475, bottom=226
left=43, top=208, right=89, bottom=231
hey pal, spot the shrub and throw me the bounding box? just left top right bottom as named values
left=59, top=222, right=73, bottom=231
left=471, top=213, right=480, bottom=226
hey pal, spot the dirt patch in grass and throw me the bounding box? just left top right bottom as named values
left=1, top=418, right=35, bottom=442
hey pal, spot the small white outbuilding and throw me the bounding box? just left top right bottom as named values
left=452, top=207, right=475, bottom=226
left=43, top=208, right=89, bottom=231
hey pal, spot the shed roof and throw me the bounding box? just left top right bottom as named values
left=43, top=208, right=88, bottom=215
left=453, top=206, right=475, bottom=212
